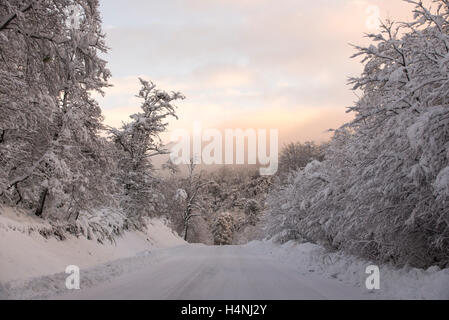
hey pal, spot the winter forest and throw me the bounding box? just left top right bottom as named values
left=0, top=0, right=449, bottom=300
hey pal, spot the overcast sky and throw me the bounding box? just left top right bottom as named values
left=97, top=0, right=415, bottom=145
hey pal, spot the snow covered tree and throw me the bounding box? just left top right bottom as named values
left=244, top=199, right=261, bottom=226
left=341, top=0, right=449, bottom=266
left=212, top=212, right=234, bottom=245
left=177, top=159, right=211, bottom=241
left=266, top=0, right=449, bottom=268
left=0, top=1, right=186, bottom=241
left=0, top=0, right=113, bottom=220
left=110, top=79, right=184, bottom=224
left=278, top=141, right=325, bottom=179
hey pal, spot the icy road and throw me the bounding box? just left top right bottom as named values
left=59, top=244, right=371, bottom=300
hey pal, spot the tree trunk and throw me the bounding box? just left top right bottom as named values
left=183, top=223, right=189, bottom=241
left=34, top=188, right=48, bottom=217
left=14, top=185, right=22, bottom=205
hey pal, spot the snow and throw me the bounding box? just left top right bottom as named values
left=61, top=241, right=448, bottom=300
left=1, top=207, right=447, bottom=300
left=387, top=67, right=405, bottom=84
left=57, top=244, right=370, bottom=300
left=246, top=240, right=449, bottom=300
left=434, top=166, right=449, bottom=196
left=175, top=188, right=187, bottom=200
left=0, top=206, right=185, bottom=298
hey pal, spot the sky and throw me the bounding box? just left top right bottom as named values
left=96, top=0, right=417, bottom=146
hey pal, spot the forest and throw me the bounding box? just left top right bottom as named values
left=1, top=0, right=448, bottom=271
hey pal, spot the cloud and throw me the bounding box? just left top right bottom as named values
left=98, top=0, right=418, bottom=144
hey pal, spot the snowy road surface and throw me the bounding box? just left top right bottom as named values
left=58, top=244, right=371, bottom=300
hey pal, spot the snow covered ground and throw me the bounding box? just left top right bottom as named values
left=55, top=241, right=449, bottom=300
left=58, top=244, right=370, bottom=300
left=1, top=208, right=448, bottom=300
left=0, top=207, right=185, bottom=299
left=246, top=241, right=449, bottom=300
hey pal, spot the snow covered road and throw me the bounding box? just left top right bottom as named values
left=58, top=244, right=370, bottom=300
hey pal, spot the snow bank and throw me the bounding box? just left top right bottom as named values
left=0, top=249, right=178, bottom=300
left=0, top=206, right=185, bottom=299
left=246, top=240, right=449, bottom=300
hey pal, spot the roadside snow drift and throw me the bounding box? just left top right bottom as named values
left=247, top=241, right=449, bottom=300
left=0, top=207, right=185, bottom=299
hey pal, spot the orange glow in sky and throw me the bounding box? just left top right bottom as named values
left=97, top=0, right=422, bottom=145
